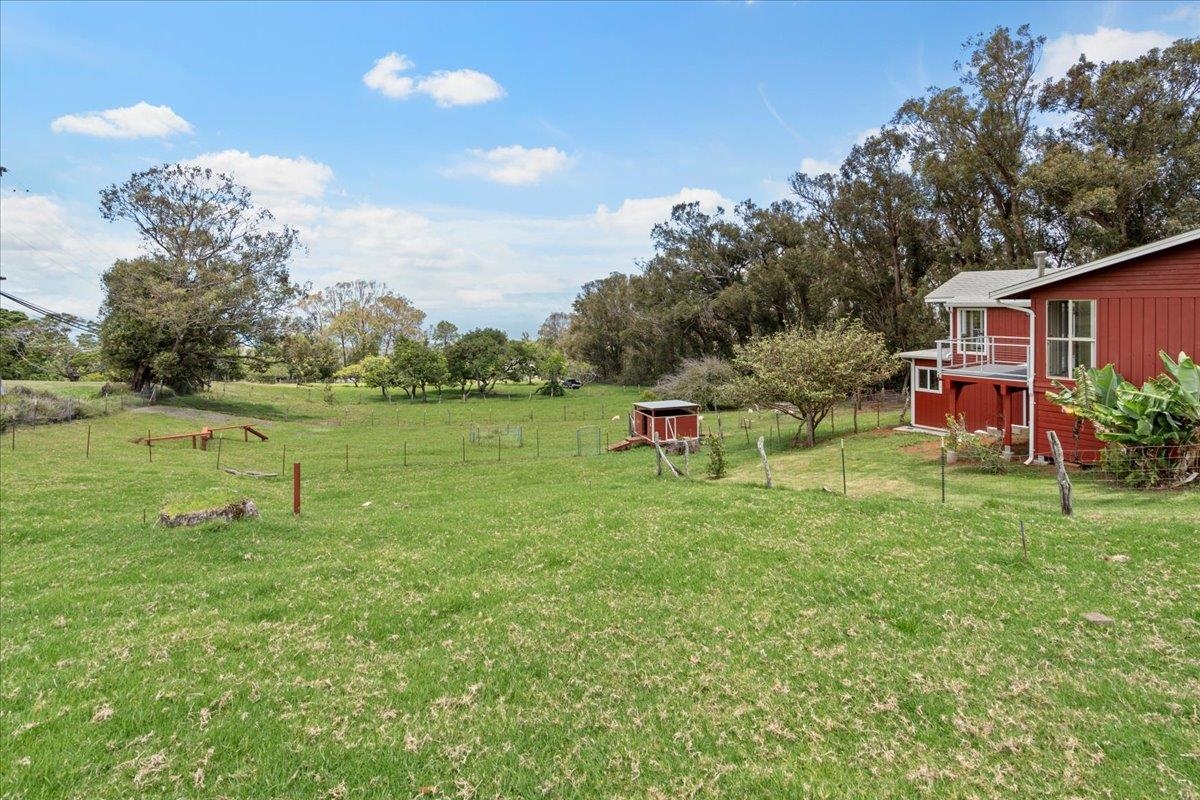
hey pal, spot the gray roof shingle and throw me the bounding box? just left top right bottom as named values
left=924, top=269, right=1039, bottom=305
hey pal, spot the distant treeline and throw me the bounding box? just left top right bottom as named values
left=561, top=28, right=1200, bottom=384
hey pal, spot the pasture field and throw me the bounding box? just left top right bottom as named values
left=1, top=381, right=1197, bottom=799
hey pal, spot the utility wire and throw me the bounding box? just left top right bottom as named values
left=0, top=289, right=101, bottom=334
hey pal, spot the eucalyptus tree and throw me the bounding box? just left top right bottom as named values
left=1032, top=38, right=1200, bottom=260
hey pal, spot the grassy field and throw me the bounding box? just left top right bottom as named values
left=1, top=381, right=1197, bottom=799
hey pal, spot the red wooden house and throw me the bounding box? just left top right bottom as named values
left=903, top=229, right=1200, bottom=462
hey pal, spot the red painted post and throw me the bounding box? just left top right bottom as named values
left=293, top=462, right=301, bottom=515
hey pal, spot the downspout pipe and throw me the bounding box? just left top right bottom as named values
left=996, top=298, right=1037, bottom=464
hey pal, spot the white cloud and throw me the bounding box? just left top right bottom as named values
left=185, top=150, right=334, bottom=225
left=1163, top=4, right=1200, bottom=22
left=0, top=194, right=136, bottom=319
left=187, top=150, right=333, bottom=201
left=50, top=101, right=193, bottom=139
left=856, top=127, right=882, bottom=146
left=1042, top=27, right=1175, bottom=78
left=417, top=70, right=506, bottom=108
left=4, top=152, right=730, bottom=333
left=799, top=157, right=839, bottom=176
left=595, top=187, right=733, bottom=230
left=449, top=145, right=571, bottom=185
left=363, top=52, right=505, bottom=107
left=362, top=52, right=417, bottom=99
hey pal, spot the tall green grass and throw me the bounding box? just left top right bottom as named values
left=1, top=381, right=1196, bottom=798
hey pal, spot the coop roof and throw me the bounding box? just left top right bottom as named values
left=633, top=400, right=700, bottom=412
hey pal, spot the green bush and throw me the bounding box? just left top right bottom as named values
left=706, top=433, right=727, bottom=479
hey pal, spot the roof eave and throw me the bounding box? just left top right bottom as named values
left=991, top=228, right=1200, bottom=299
left=924, top=297, right=1031, bottom=308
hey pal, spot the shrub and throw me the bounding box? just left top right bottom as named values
left=653, top=357, right=738, bottom=410
left=0, top=386, right=88, bottom=429
left=706, top=433, right=727, bottom=479
left=536, top=380, right=565, bottom=397
left=944, top=415, right=1007, bottom=473
left=638, top=389, right=659, bottom=402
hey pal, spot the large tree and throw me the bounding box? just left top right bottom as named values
left=445, top=328, right=508, bottom=398
left=1031, top=39, right=1200, bottom=259
left=537, top=312, right=573, bottom=348
left=98, top=164, right=300, bottom=392
left=734, top=320, right=900, bottom=447
left=897, top=25, right=1046, bottom=266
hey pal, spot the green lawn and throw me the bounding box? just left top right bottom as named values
left=1, top=381, right=1197, bottom=798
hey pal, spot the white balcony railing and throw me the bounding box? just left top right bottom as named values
left=935, top=335, right=1031, bottom=378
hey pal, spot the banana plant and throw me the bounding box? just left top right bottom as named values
left=1048, top=351, right=1200, bottom=447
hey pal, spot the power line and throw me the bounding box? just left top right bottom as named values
left=0, top=289, right=101, bottom=334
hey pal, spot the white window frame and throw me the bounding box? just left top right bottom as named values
left=956, top=307, right=987, bottom=354
left=1045, top=299, right=1096, bottom=379
left=915, top=365, right=941, bottom=394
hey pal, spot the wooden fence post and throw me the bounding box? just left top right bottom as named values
left=940, top=437, right=946, bottom=503
left=840, top=438, right=847, bottom=496
left=757, top=435, right=772, bottom=489
left=293, top=462, right=301, bottom=515
left=1047, top=430, right=1073, bottom=516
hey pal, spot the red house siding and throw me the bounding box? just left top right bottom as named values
left=1026, top=243, right=1200, bottom=461
left=911, top=358, right=1026, bottom=431
left=949, top=306, right=1029, bottom=340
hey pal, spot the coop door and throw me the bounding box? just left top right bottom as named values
left=663, top=416, right=677, bottom=441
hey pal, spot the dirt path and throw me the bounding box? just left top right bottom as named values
left=128, top=405, right=270, bottom=426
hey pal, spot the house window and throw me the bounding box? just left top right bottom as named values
left=1046, top=299, right=1095, bottom=378
left=915, top=366, right=941, bottom=393
left=957, top=308, right=986, bottom=353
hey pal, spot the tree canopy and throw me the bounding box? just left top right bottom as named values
left=734, top=320, right=900, bottom=446
left=98, top=164, right=301, bottom=393
left=561, top=28, right=1200, bottom=385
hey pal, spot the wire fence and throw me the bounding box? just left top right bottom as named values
left=0, top=387, right=154, bottom=430
left=7, top=382, right=1192, bottom=530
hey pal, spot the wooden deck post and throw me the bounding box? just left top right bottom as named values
left=1047, top=430, right=1073, bottom=516
left=1000, top=386, right=1013, bottom=453
left=950, top=381, right=964, bottom=423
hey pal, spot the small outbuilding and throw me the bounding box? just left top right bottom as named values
left=610, top=400, right=701, bottom=451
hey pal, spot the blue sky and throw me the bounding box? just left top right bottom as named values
left=2, top=1, right=1197, bottom=334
